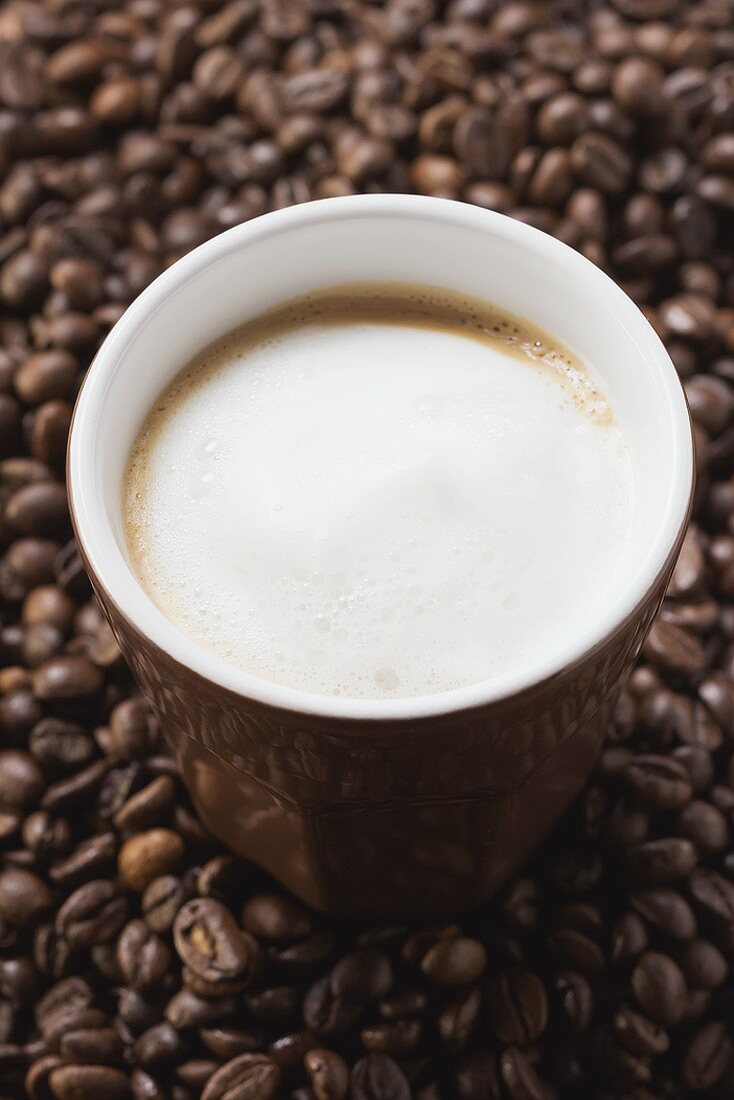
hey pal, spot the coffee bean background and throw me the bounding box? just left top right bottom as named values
left=1, top=0, right=734, bottom=1096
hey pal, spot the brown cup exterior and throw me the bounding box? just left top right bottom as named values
left=79, top=525, right=687, bottom=917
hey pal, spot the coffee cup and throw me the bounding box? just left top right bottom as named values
left=68, top=195, right=694, bottom=915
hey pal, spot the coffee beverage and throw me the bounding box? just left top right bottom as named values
left=124, top=284, right=634, bottom=699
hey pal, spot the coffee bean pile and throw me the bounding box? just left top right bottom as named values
left=2, top=0, right=734, bottom=1096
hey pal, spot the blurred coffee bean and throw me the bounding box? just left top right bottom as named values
left=350, top=1054, right=410, bottom=1100
left=55, top=880, right=127, bottom=949
left=676, top=938, right=728, bottom=990
left=420, top=937, right=487, bottom=985
left=632, top=952, right=688, bottom=1027
left=242, top=894, right=312, bottom=941
left=487, top=969, right=547, bottom=1044
left=305, top=1047, right=349, bottom=1100
left=682, top=1020, right=733, bottom=1090
left=118, top=828, right=185, bottom=892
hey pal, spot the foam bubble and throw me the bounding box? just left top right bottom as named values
left=124, top=287, right=635, bottom=699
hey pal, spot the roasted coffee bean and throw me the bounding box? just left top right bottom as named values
left=35, top=976, right=94, bottom=1037
left=378, top=985, right=428, bottom=1020
left=500, top=1046, right=547, bottom=1100
left=118, top=828, right=185, bottom=892
left=48, top=1064, right=130, bottom=1099
left=117, top=920, right=172, bottom=990
left=41, top=760, right=109, bottom=814
left=241, top=894, right=312, bottom=941
left=570, top=132, right=632, bottom=193
left=13, top=352, right=77, bottom=406
left=131, top=1021, right=185, bottom=1067
left=350, top=1054, right=410, bottom=1100
left=0, top=868, right=53, bottom=926
left=199, top=1026, right=265, bottom=1060
left=303, top=975, right=362, bottom=1036
left=113, top=777, right=175, bottom=833
left=688, top=869, right=734, bottom=953
left=142, top=875, right=189, bottom=934
left=623, top=837, right=698, bottom=883
left=675, top=800, right=729, bottom=854
left=0, top=749, right=44, bottom=810
left=620, top=755, right=693, bottom=810
left=174, top=899, right=260, bottom=993
left=33, top=656, right=103, bottom=701
left=644, top=621, right=707, bottom=678
left=0, top=956, right=39, bottom=1005
left=26, top=1053, right=63, bottom=1100
left=304, top=1047, right=349, bottom=1100
left=629, top=888, right=697, bottom=941
left=676, top=938, right=728, bottom=990
left=130, top=1068, right=165, bottom=1100
left=553, top=971, right=594, bottom=1034
left=360, top=1018, right=421, bottom=1057
left=5, top=481, right=69, bottom=540
left=29, top=719, right=93, bottom=773
left=55, top=880, right=127, bottom=949
left=330, top=948, right=393, bottom=1004
left=682, top=1020, right=733, bottom=1091
left=117, top=988, right=160, bottom=1034
left=49, top=832, right=117, bottom=889
left=96, top=764, right=142, bottom=822
left=420, top=936, right=487, bottom=985
left=243, top=985, right=298, bottom=1029
left=58, top=1025, right=124, bottom=1065
left=267, top=1029, right=318, bottom=1078
left=488, top=969, right=547, bottom=1044
left=200, top=1053, right=281, bottom=1100
left=438, top=987, right=481, bottom=1053
left=632, top=952, right=688, bottom=1027
left=613, top=1006, right=669, bottom=1056
left=547, top=927, right=606, bottom=973
left=166, top=988, right=237, bottom=1029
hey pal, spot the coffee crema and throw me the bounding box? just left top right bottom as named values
left=124, top=284, right=634, bottom=699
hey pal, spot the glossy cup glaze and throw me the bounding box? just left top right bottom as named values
left=69, top=195, right=694, bottom=915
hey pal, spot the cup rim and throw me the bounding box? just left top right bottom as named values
left=68, top=194, right=694, bottom=721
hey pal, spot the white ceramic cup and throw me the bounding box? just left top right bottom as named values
left=69, top=195, right=694, bottom=914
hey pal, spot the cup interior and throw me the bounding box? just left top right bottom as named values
left=69, top=195, right=693, bottom=719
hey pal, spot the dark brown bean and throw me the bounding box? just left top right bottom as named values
left=33, top=656, right=103, bottom=700
left=200, top=1053, right=281, bottom=1100
left=689, top=869, right=734, bottom=953
left=241, top=894, right=311, bottom=941
left=55, top=880, right=127, bottom=949
left=488, top=969, right=547, bottom=1044
left=420, top=937, right=487, bottom=985
left=174, top=899, right=259, bottom=993
left=613, top=1006, right=669, bottom=1056
left=630, top=888, right=697, bottom=941
left=0, top=868, right=53, bottom=926
left=631, top=952, right=688, bottom=1027
left=48, top=1065, right=130, bottom=1100
left=676, top=939, right=728, bottom=990
left=682, top=1021, right=733, bottom=1090
left=305, top=1048, right=348, bottom=1100
left=0, top=750, right=44, bottom=810
left=142, top=875, right=189, bottom=934
left=350, top=1054, right=409, bottom=1100
left=621, top=755, right=693, bottom=810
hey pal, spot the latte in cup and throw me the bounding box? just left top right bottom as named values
left=123, top=284, right=634, bottom=699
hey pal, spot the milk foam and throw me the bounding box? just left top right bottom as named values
left=124, top=287, right=635, bottom=699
